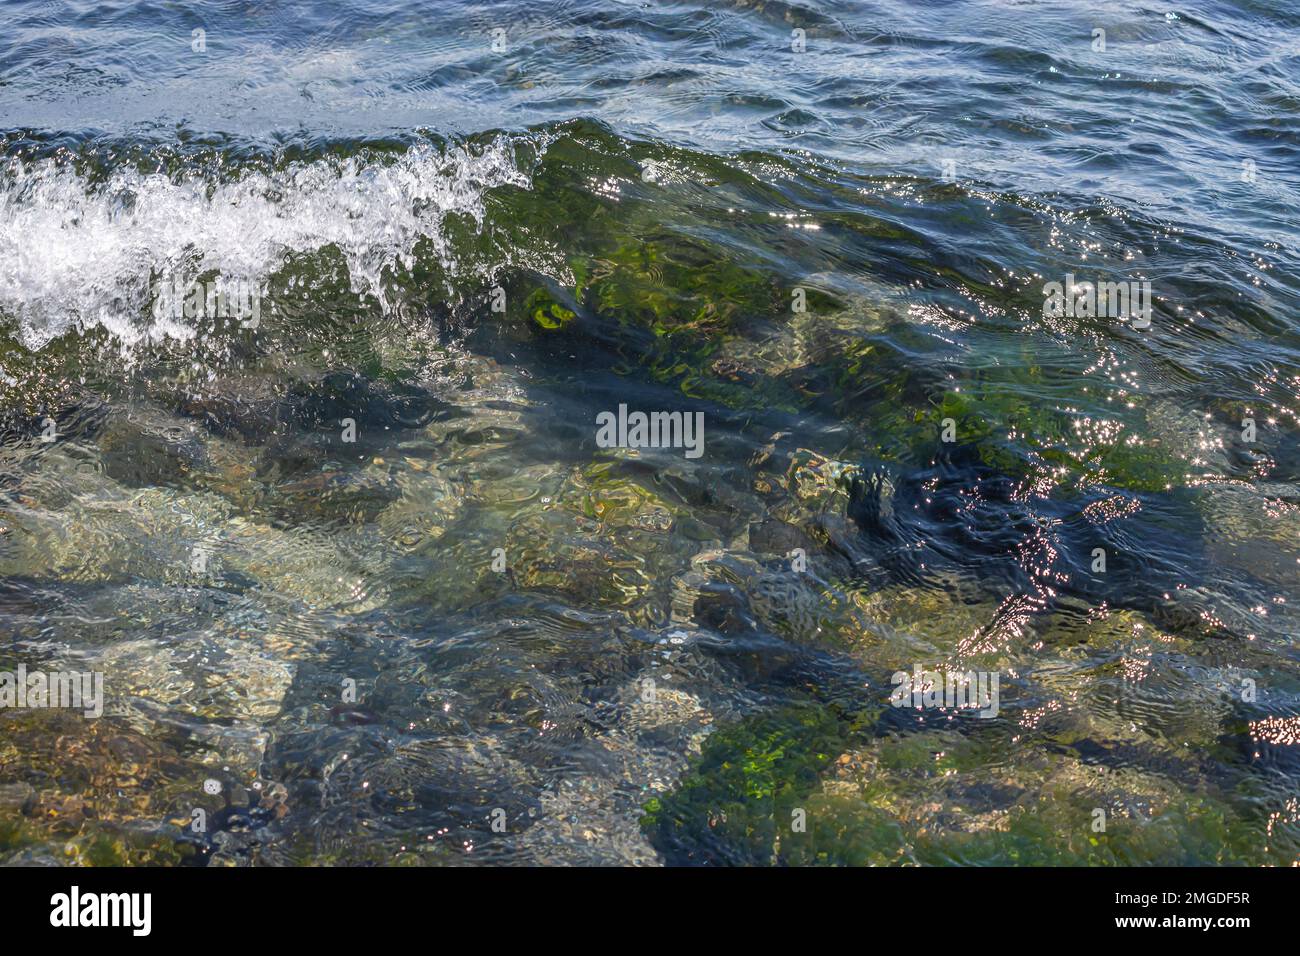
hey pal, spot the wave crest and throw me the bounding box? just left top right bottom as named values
left=0, top=133, right=543, bottom=349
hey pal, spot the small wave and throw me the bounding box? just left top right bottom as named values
left=0, top=132, right=546, bottom=349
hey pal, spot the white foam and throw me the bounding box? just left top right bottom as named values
left=0, top=134, right=541, bottom=349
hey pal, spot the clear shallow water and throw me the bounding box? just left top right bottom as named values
left=0, top=0, right=1298, bottom=865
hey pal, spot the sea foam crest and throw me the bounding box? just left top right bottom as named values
left=0, top=135, right=538, bottom=349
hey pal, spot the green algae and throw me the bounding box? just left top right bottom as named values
left=643, top=697, right=1278, bottom=866
left=641, top=701, right=879, bottom=865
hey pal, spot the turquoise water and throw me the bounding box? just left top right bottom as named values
left=0, top=1, right=1298, bottom=865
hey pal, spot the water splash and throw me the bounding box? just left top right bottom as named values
left=0, top=133, right=543, bottom=349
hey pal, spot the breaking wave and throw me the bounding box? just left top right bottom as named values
left=0, top=133, right=545, bottom=348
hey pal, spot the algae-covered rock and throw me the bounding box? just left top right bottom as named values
left=806, top=720, right=1272, bottom=865
left=641, top=701, right=877, bottom=865
left=0, top=707, right=225, bottom=865
left=524, top=288, right=577, bottom=330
